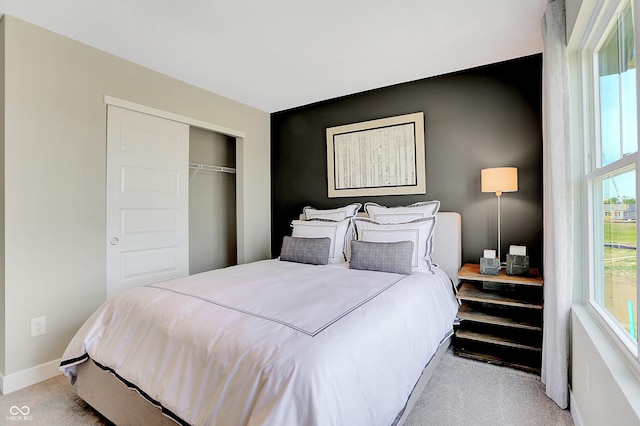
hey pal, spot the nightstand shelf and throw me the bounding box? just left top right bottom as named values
left=454, top=348, right=540, bottom=375
left=457, top=304, right=542, bottom=331
left=457, top=283, right=543, bottom=309
left=454, top=263, right=543, bottom=374
left=455, top=329, right=541, bottom=351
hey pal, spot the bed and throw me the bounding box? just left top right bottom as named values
left=60, top=207, right=461, bottom=426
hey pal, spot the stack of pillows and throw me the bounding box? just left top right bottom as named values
left=279, top=201, right=440, bottom=275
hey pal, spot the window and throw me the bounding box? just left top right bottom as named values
left=585, top=0, right=638, bottom=354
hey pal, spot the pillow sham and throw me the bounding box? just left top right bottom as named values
left=280, top=236, right=331, bottom=265
left=290, top=217, right=351, bottom=264
left=349, top=240, right=414, bottom=275
left=303, top=203, right=362, bottom=221
left=364, top=201, right=440, bottom=224
left=352, top=217, right=436, bottom=271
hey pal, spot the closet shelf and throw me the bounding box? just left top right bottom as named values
left=189, top=162, right=236, bottom=178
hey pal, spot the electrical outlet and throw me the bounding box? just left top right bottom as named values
left=31, top=316, right=46, bottom=337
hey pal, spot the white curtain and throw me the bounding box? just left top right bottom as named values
left=541, top=0, right=573, bottom=409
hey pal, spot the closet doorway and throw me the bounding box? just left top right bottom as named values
left=189, top=127, right=237, bottom=274
left=106, top=100, right=240, bottom=298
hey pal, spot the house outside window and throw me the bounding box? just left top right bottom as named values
left=585, top=0, right=639, bottom=357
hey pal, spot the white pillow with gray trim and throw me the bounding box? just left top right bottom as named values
left=364, top=201, right=440, bottom=224
left=303, top=203, right=362, bottom=221
left=353, top=217, right=436, bottom=272
left=290, top=217, right=351, bottom=264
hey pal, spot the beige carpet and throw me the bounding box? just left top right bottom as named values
left=0, top=374, right=107, bottom=425
left=404, top=349, right=574, bottom=426
left=0, top=351, right=573, bottom=425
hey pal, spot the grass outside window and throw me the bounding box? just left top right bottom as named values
left=603, top=221, right=637, bottom=339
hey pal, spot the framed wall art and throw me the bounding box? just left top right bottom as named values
left=326, top=112, right=426, bottom=198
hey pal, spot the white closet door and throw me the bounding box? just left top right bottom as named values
left=106, top=106, right=189, bottom=298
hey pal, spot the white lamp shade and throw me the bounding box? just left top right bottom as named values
left=481, top=167, right=518, bottom=195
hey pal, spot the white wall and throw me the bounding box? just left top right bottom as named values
left=571, top=308, right=640, bottom=425
left=0, top=15, right=271, bottom=392
left=565, top=0, right=583, bottom=43
left=0, top=17, right=6, bottom=375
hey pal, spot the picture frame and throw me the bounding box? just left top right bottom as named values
left=326, top=112, right=426, bottom=198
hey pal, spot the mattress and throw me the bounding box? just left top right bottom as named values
left=60, top=259, right=458, bottom=425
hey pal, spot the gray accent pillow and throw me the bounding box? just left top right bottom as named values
left=280, top=236, right=331, bottom=265
left=349, top=240, right=414, bottom=275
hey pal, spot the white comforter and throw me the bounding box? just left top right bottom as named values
left=60, top=260, right=458, bottom=426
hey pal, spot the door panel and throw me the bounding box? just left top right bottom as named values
left=121, top=247, right=180, bottom=279
left=121, top=167, right=180, bottom=194
left=107, top=106, right=189, bottom=298
left=121, top=209, right=179, bottom=235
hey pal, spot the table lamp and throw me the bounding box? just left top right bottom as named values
left=481, top=167, right=518, bottom=265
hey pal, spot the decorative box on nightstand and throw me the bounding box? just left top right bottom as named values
left=454, top=263, right=543, bottom=374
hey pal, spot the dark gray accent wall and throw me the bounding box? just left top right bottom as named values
left=271, top=54, right=543, bottom=269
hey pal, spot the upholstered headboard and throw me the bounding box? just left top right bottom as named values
left=431, top=212, right=462, bottom=283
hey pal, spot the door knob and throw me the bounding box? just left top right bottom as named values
left=109, top=237, right=119, bottom=246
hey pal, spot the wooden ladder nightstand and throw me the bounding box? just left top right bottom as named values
left=454, top=263, right=544, bottom=374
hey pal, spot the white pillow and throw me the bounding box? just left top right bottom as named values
left=364, top=201, right=440, bottom=224
left=290, top=218, right=351, bottom=264
left=303, top=203, right=362, bottom=221
left=352, top=217, right=436, bottom=271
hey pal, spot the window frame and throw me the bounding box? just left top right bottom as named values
left=580, top=0, right=640, bottom=368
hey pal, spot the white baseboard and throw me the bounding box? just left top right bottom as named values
left=1, top=359, right=62, bottom=394
left=569, top=389, right=584, bottom=426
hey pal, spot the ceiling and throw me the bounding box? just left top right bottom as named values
left=0, top=0, right=547, bottom=113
